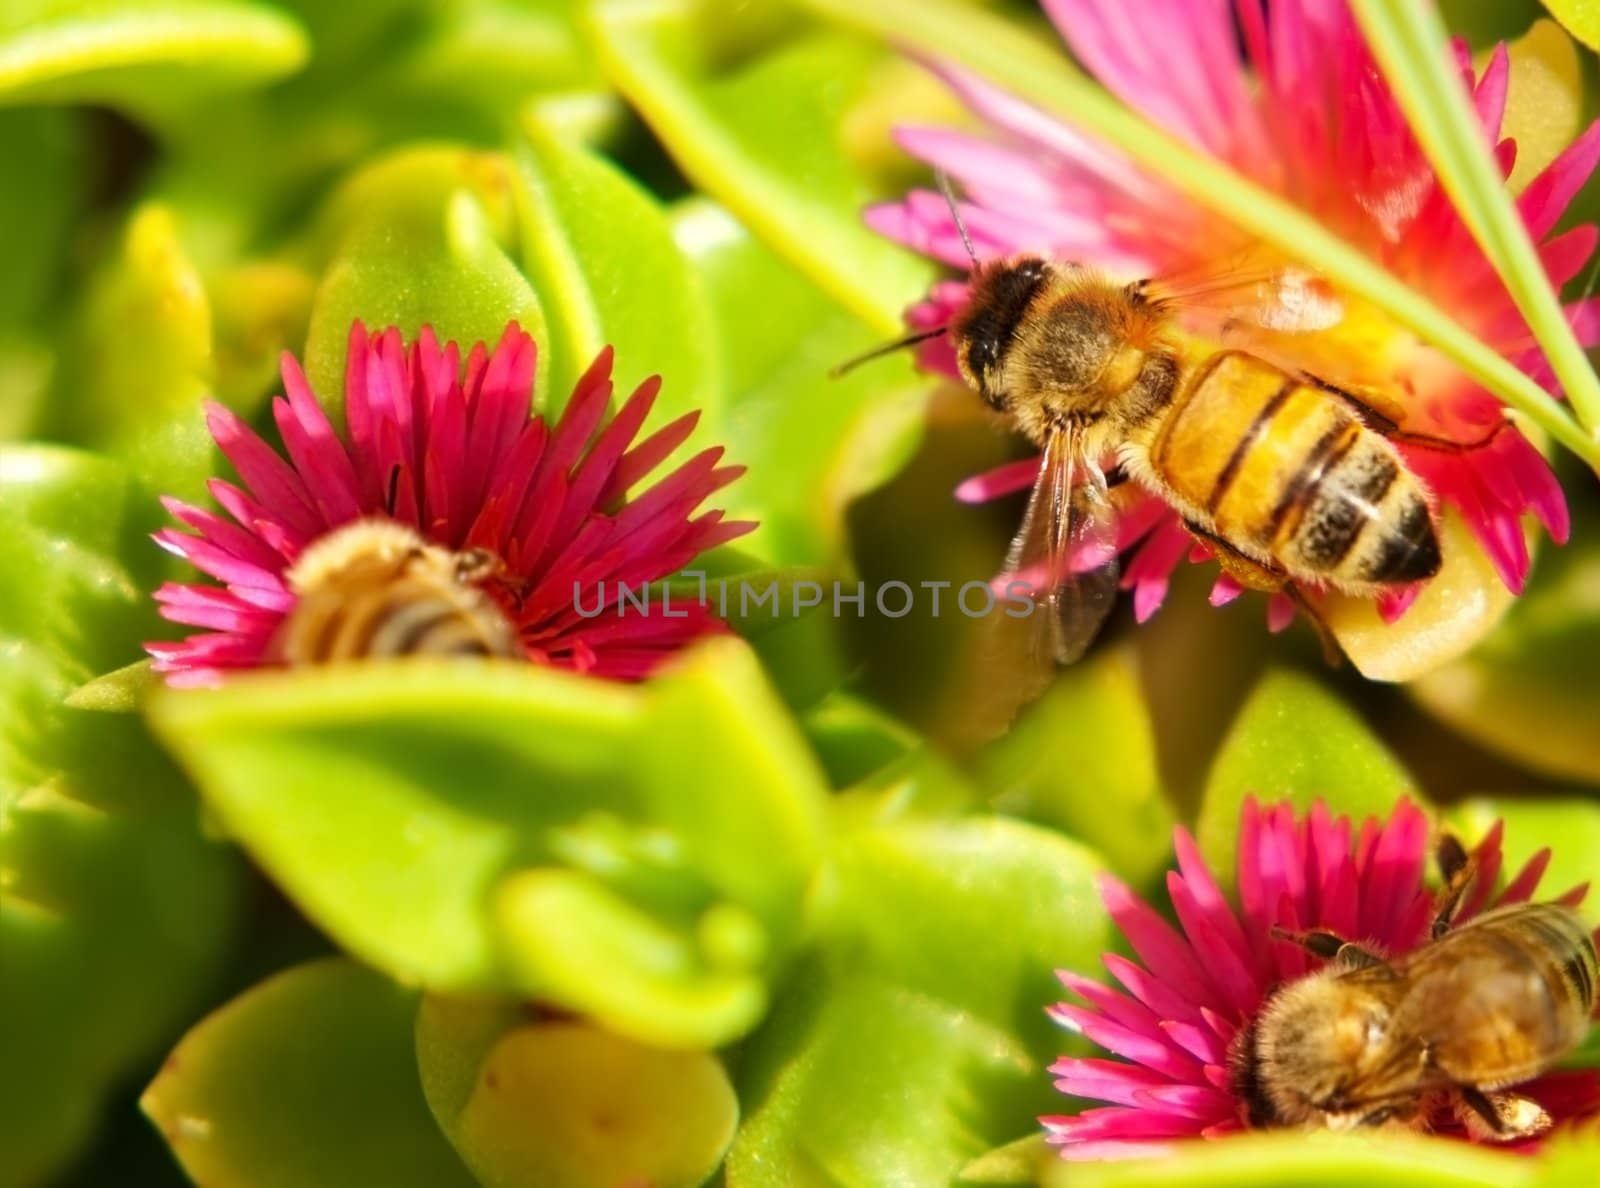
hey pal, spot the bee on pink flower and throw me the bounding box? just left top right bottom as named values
left=868, top=0, right=1600, bottom=656
left=147, top=322, right=752, bottom=685
left=1045, top=798, right=1600, bottom=1159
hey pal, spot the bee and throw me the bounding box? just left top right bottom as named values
left=1233, top=838, right=1597, bottom=1140
left=842, top=174, right=1475, bottom=663
left=273, top=518, right=523, bottom=664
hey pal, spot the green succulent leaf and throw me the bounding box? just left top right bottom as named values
left=43, top=203, right=217, bottom=502
left=674, top=197, right=929, bottom=569
left=303, top=145, right=548, bottom=408
left=142, top=958, right=476, bottom=1188
left=1538, top=0, right=1600, bottom=49
left=589, top=0, right=936, bottom=336
left=148, top=639, right=827, bottom=1049
left=976, top=644, right=1174, bottom=889
left=1041, top=1130, right=1524, bottom=1188
left=802, top=689, right=920, bottom=788
left=0, top=109, right=83, bottom=333
left=1410, top=529, right=1600, bottom=783
left=728, top=816, right=1112, bottom=1187
left=0, top=445, right=240, bottom=1188
left=1199, top=669, right=1419, bottom=877
left=510, top=115, right=717, bottom=425
left=955, top=1134, right=1052, bottom=1187
left=0, top=0, right=308, bottom=114
left=417, top=997, right=737, bottom=1188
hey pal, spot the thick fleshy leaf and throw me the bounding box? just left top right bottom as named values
left=673, top=197, right=928, bottom=568
left=1541, top=0, right=1600, bottom=49
left=417, top=997, right=737, bottom=1188
left=1041, top=1130, right=1524, bottom=1188
left=0, top=0, right=307, bottom=114
left=802, top=689, right=919, bottom=788
left=1199, top=669, right=1419, bottom=877
left=495, top=638, right=828, bottom=1046
left=0, top=109, right=82, bottom=333
left=142, top=959, right=476, bottom=1188
left=1410, top=518, right=1600, bottom=782
left=728, top=816, right=1112, bottom=1186
left=976, top=643, right=1174, bottom=888
left=511, top=117, right=716, bottom=425
left=956, top=1134, right=1052, bottom=1187
left=589, top=0, right=937, bottom=335
left=42, top=203, right=217, bottom=502
left=0, top=446, right=240, bottom=1187
left=302, top=145, right=547, bottom=408
left=148, top=639, right=827, bottom=1048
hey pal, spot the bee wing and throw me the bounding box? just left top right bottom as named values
left=1143, top=251, right=1344, bottom=337
left=1002, top=423, right=1120, bottom=665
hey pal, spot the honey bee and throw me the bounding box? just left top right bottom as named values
left=273, top=518, right=523, bottom=664
left=1233, top=838, right=1597, bottom=1140
left=843, top=175, right=1473, bottom=663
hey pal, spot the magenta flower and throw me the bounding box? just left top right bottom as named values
left=1045, top=798, right=1600, bottom=1160
left=871, top=0, right=1599, bottom=626
left=148, top=322, right=752, bottom=685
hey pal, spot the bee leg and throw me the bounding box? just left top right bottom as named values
left=1454, top=1086, right=1552, bottom=1142
left=1281, top=584, right=1343, bottom=668
left=1312, top=378, right=1512, bottom=454
left=1180, top=519, right=1343, bottom=665
left=453, top=547, right=503, bottom=584
left=1430, top=834, right=1477, bottom=939
left=1269, top=926, right=1391, bottom=972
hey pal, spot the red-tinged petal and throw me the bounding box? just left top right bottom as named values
left=1130, top=1081, right=1234, bottom=1120
left=545, top=346, right=616, bottom=475
left=955, top=456, right=1039, bottom=504
left=1096, top=873, right=1217, bottom=1009
left=1521, top=120, right=1600, bottom=238
left=1499, top=848, right=1553, bottom=906
left=1101, top=954, right=1203, bottom=1025
left=1556, top=883, right=1590, bottom=908
left=1051, top=1057, right=1177, bottom=1107
left=205, top=402, right=320, bottom=537
left=1050, top=1136, right=1183, bottom=1161
left=1159, top=1019, right=1227, bottom=1066
left=1473, top=43, right=1510, bottom=142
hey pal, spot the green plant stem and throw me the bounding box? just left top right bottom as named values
left=796, top=0, right=1600, bottom=469
left=1353, top=0, right=1600, bottom=439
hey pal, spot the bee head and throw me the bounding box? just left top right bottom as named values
left=950, top=255, right=1052, bottom=409
left=1248, top=971, right=1402, bottom=1124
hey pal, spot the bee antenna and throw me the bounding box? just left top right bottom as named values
left=935, top=168, right=981, bottom=270
left=830, top=326, right=948, bottom=379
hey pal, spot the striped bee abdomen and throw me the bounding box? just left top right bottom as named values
left=273, top=519, right=523, bottom=665
left=1153, top=351, right=1440, bottom=592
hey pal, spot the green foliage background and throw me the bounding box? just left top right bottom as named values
left=3, top=1, right=1600, bottom=1186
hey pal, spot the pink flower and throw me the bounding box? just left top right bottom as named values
left=148, top=322, right=752, bottom=685
left=1044, top=798, right=1600, bottom=1160
left=871, top=0, right=1599, bottom=625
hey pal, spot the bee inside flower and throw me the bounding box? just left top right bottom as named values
left=147, top=322, right=754, bottom=685
left=1046, top=797, right=1600, bottom=1158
